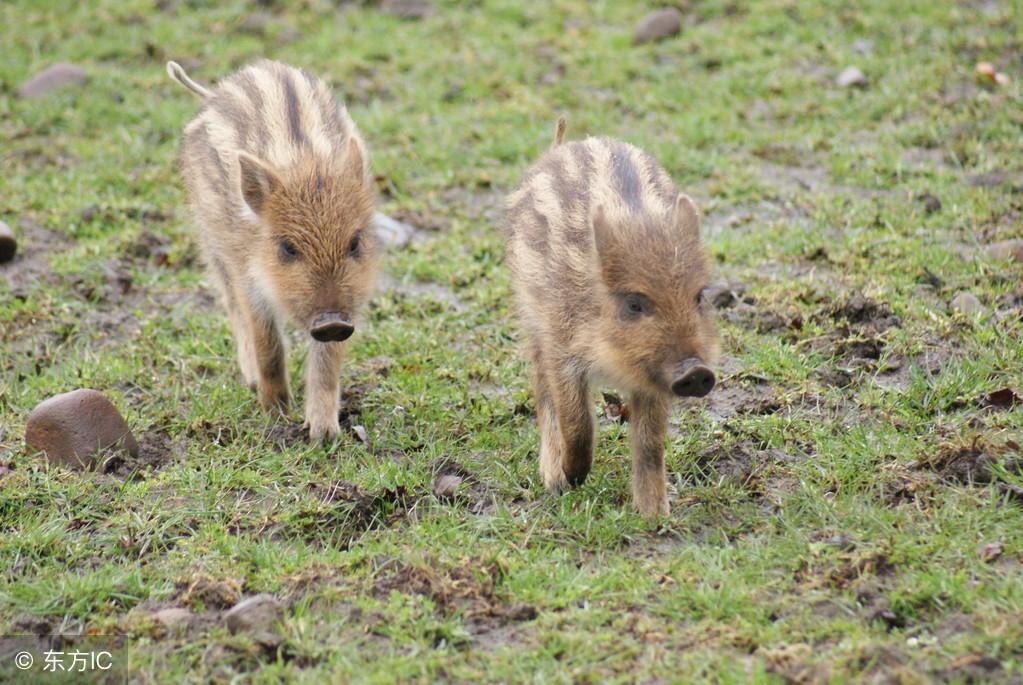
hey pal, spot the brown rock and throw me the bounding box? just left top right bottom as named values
left=223, top=594, right=283, bottom=635
left=634, top=8, right=683, bottom=44
left=0, top=221, right=16, bottom=264
left=25, top=389, right=139, bottom=469
left=17, top=63, right=87, bottom=99
left=986, top=240, right=1023, bottom=263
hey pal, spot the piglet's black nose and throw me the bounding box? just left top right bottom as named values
left=671, top=360, right=715, bottom=398
left=310, top=313, right=354, bottom=342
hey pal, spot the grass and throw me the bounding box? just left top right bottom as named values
left=1, top=0, right=1022, bottom=682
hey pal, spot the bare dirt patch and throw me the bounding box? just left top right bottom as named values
left=177, top=574, right=243, bottom=611
left=284, top=480, right=415, bottom=549
left=0, top=218, right=70, bottom=299
left=913, top=437, right=1022, bottom=486
left=789, top=292, right=903, bottom=370
left=372, top=556, right=537, bottom=641
left=101, top=428, right=182, bottom=478
left=684, top=378, right=782, bottom=424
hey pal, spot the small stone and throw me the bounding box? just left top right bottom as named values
left=432, top=474, right=463, bottom=501
left=223, top=594, right=283, bottom=635
left=151, top=607, right=195, bottom=634
left=0, top=221, right=16, bottom=264
left=17, top=63, right=88, bottom=99
left=950, top=292, right=987, bottom=317
left=985, top=240, right=1023, bottom=263
left=351, top=424, right=369, bottom=446
left=25, top=389, right=139, bottom=470
left=380, top=0, right=432, bottom=20
left=237, top=13, right=272, bottom=35
left=373, top=211, right=415, bottom=249
left=851, top=39, right=874, bottom=55
left=968, top=170, right=1007, bottom=187
left=633, top=8, right=683, bottom=44
left=836, top=66, right=867, bottom=88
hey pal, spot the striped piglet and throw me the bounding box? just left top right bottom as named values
left=504, top=119, right=720, bottom=516
left=168, top=60, right=379, bottom=441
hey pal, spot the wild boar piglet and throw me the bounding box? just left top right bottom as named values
left=504, top=120, right=719, bottom=516
left=168, top=59, right=379, bottom=440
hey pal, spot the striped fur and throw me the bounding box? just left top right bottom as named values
left=504, top=131, right=720, bottom=516
left=170, top=60, right=379, bottom=441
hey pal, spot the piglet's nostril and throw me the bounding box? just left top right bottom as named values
left=310, top=313, right=354, bottom=342
left=671, top=362, right=715, bottom=398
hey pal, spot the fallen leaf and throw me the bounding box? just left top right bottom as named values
left=979, top=541, right=1003, bottom=563
left=351, top=425, right=370, bottom=445
left=603, top=392, right=629, bottom=422
left=975, top=61, right=1009, bottom=86
left=979, top=388, right=1021, bottom=410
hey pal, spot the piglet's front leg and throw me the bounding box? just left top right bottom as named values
left=304, top=340, right=346, bottom=441
left=629, top=392, right=671, bottom=517
left=246, top=304, right=291, bottom=415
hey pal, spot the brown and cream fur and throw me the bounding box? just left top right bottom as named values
left=504, top=120, right=720, bottom=516
left=168, top=60, right=379, bottom=441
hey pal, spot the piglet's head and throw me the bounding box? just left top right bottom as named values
left=238, top=137, right=379, bottom=342
left=591, top=194, right=720, bottom=398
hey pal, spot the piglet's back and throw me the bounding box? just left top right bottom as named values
left=179, top=60, right=357, bottom=221
left=504, top=137, right=680, bottom=317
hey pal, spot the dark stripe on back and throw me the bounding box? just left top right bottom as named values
left=609, top=144, right=642, bottom=209
left=234, top=71, right=270, bottom=156
left=636, top=148, right=676, bottom=204
left=209, top=93, right=250, bottom=150
left=281, top=71, right=307, bottom=146
left=303, top=70, right=346, bottom=145
left=187, top=124, right=229, bottom=190
left=556, top=144, right=593, bottom=210
left=507, top=193, right=550, bottom=252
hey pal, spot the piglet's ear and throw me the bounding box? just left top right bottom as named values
left=238, top=152, right=281, bottom=216
left=674, top=194, right=701, bottom=240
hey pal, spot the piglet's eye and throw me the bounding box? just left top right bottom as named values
left=348, top=232, right=361, bottom=258
left=621, top=292, right=651, bottom=319
left=278, top=238, right=299, bottom=261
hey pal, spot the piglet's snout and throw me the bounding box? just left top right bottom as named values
left=671, top=358, right=715, bottom=398
left=310, top=312, right=354, bottom=342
